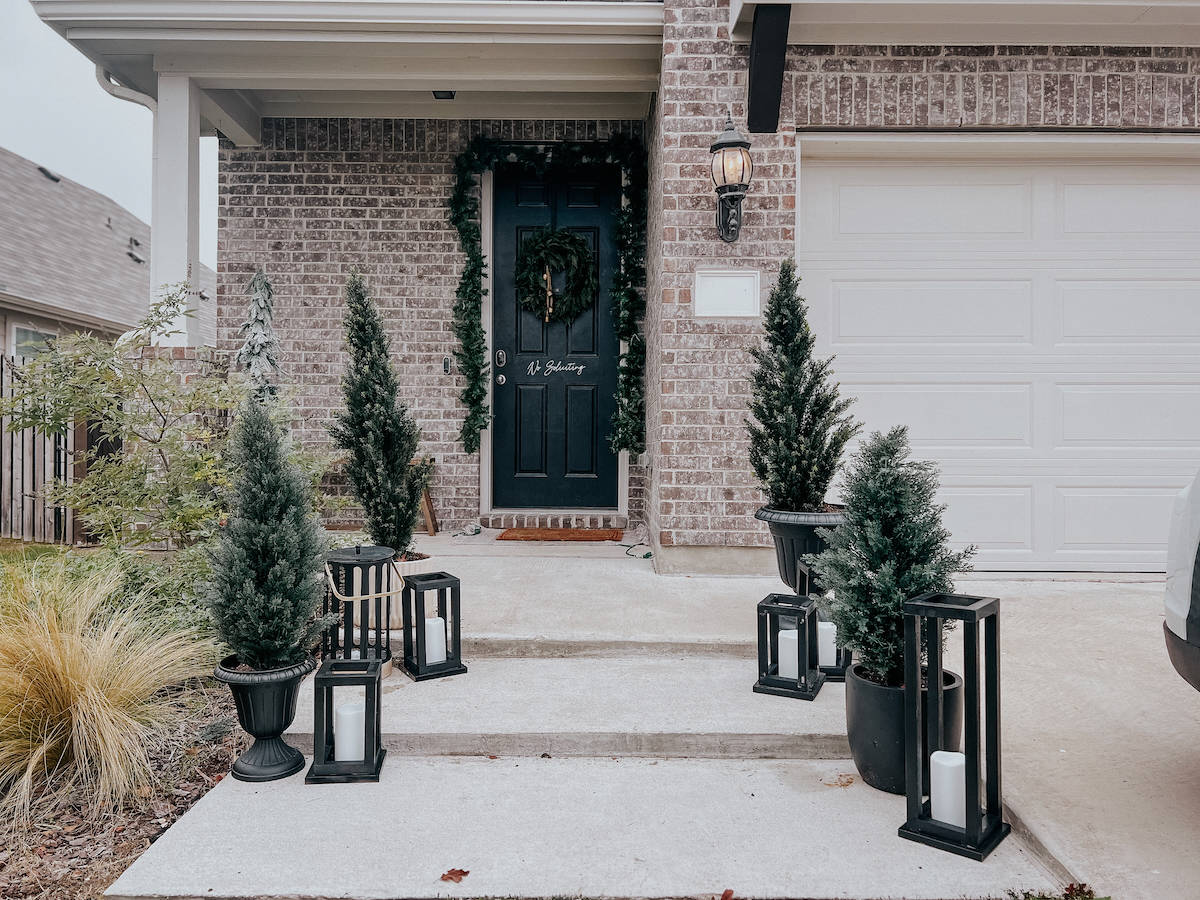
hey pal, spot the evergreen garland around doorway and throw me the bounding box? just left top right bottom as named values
left=449, top=134, right=647, bottom=456
left=514, top=228, right=597, bottom=324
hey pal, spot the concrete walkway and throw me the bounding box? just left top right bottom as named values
left=106, top=757, right=1054, bottom=900
left=107, top=544, right=1200, bottom=899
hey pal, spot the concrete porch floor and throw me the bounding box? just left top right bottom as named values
left=107, top=543, right=1200, bottom=899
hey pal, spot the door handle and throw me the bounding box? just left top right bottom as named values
left=495, top=349, right=507, bottom=368
left=496, top=374, right=506, bottom=386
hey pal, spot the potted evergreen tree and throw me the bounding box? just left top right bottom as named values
left=747, top=258, right=858, bottom=591
left=808, top=427, right=974, bottom=794
left=210, top=398, right=330, bottom=782
left=330, top=272, right=432, bottom=591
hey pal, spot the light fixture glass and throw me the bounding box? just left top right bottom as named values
left=708, top=116, right=754, bottom=242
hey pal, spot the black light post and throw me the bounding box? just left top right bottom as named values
left=753, top=592, right=825, bottom=700
left=898, top=592, right=1010, bottom=861
left=305, top=658, right=386, bottom=784
left=709, top=115, right=753, bottom=243
left=400, top=571, right=467, bottom=681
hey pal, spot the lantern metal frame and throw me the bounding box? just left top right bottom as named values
left=792, top=560, right=853, bottom=682
left=321, top=546, right=402, bottom=670
left=709, top=115, right=753, bottom=243
left=400, top=571, right=468, bottom=681
left=753, top=592, right=825, bottom=700
left=898, top=592, right=1010, bottom=861
left=305, top=657, right=386, bottom=784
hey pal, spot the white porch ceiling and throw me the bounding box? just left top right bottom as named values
left=32, top=0, right=666, bottom=137
left=731, top=0, right=1200, bottom=45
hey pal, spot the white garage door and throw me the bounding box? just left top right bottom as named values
left=798, top=155, right=1200, bottom=571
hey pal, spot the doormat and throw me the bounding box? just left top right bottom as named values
left=497, top=527, right=624, bottom=542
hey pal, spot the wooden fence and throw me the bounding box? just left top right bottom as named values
left=0, top=355, right=76, bottom=544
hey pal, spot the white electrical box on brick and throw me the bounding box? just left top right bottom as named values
left=693, top=268, right=760, bottom=317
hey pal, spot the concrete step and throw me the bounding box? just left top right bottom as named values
left=105, top=756, right=1057, bottom=900
left=286, top=656, right=850, bottom=759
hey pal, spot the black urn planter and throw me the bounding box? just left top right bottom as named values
left=755, top=507, right=843, bottom=593
left=845, top=663, right=963, bottom=795
left=215, top=654, right=316, bottom=782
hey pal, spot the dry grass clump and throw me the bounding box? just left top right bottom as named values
left=0, top=556, right=213, bottom=827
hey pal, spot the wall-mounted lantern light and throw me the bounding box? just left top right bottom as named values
left=710, top=115, right=754, bottom=243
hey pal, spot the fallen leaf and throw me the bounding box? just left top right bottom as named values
left=135, top=785, right=153, bottom=799
left=822, top=773, right=855, bottom=788
left=721, top=891, right=735, bottom=900
left=440, top=868, right=470, bottom=883
left=540, top=752, right=551, bottom=759
left=486, top=755, right=498, bottom=760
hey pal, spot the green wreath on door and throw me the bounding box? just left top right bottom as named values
left=514, top=228, right=598, bottom=324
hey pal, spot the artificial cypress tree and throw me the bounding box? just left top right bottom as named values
left=208, top=398, right=328, bottom=670
left=329, top=272, right=427, bottom=555
left=808, top=427, right=974, bottom=687
left=747, top=258, right=858, bottom=512
left=234, top=270, right=280, bottom=398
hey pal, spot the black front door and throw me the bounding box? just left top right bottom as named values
left=491, top=165, right=620, bottom=509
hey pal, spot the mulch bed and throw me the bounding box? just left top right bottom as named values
left=0, top=681, right=244, bottom=900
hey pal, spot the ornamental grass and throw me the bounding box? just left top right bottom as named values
left=0, top=556, right=213, bottom=828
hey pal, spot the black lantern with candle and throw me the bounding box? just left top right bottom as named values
left=753, top=592, right=825, bottom=700
left=322, top=545, right=403, bottom=675
left=400, top=571, right=467, bottom=681
left=305, top=657, right=386, bottom=784
left=898, top=592, right=1009, bottom=860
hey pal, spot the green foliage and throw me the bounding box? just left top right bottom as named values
left=808, top=427, right=974, bottom=686
left=1, top=287, right=241, bottom=549
left=747, top=259, right=859, bottom=512
left=328, top=273, right=427, bottom=556
left=450, top=134, right=647, bottom=455
left=234, top=270, right=281, bottom=398
left=208, top=400, right=328, bottom=670
left=514, top=228, right=597, bottom=324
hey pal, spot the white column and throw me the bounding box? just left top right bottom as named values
left=150, top=74, right=202, bottom=345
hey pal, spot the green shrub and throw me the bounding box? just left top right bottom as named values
left=208, top=400, right=329, bottom=670
left=329, top=272, right=429, bottom=556
left=808, top=427, right=974, bottom=686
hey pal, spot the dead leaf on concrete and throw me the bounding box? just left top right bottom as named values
left=440, top=868, right=470, bottom=883
left=720, top=890, right=735, bottom=900
left=821, top=773, right=855, bottom=788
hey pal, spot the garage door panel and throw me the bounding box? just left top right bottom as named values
left=837, top=182, right=1031, bottom=237
left=1054, top=486, right=1178, bottom=551
left=832, top=279, right=1033, bottom=345
left=938, top=486, right=1034, bottom=551
left=1060, top=181, right=1200, bottom=237
left=800, top=156, right=1200, bottom=570
left=1057, top=384, right=1200, bottom=446
left=1056, top=280, right=1200, bottom=345
left=845, top=382, right=1033, bottom=448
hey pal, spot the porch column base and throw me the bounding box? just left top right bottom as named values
left=650, top=541, right=777, bottom=577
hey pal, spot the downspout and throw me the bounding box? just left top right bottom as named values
left=95, top=66, right=156, bottom=112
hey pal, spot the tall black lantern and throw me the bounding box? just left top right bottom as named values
left=793, top=560, right=852, bottom=683
left=400, top=571, right=467, bottom=681
left=899, top=592, right=1009, bottom=861
left=305, top=658, right=386, bottom=784
left=322, top=546, right=402, bottom=672
left=753, top=592, right=825, bottom=700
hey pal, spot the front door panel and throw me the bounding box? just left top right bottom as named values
left=491, top=166, right=620, bottom=509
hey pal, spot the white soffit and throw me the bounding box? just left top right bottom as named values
left=32, top=1, right=664, bottom=122
left=731, top=1, right=1200, bottom=46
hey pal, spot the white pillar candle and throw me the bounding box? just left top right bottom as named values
left=424, top=616, right=448, bottom=665
left=777, top=629, right=800, bottom=680
left=818, top=621, right=837, bottom=668
left=930, top=750, right=967, bottom=828
left=334, top=701, right=366, bottom=762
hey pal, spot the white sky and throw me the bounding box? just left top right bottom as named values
left=0, top=0, right=218, bottom=269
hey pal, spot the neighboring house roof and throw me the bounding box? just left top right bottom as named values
left=0, top=145, right=215, bottom=338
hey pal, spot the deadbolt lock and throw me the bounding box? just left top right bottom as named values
left=496, top=374, right=506, bottom=385
left=495, top=349, right=507, bottom=368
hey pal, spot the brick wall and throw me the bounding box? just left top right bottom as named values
left=647, top=0, right=1200, bottom=553
left=217, top=118, right=644, bottom=533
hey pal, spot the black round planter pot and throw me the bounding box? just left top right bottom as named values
left=214, top=654, right=316, bottom=783
left=845, top=663, right=963, bottom=795
left=755, top=507, right=843, bottom=593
